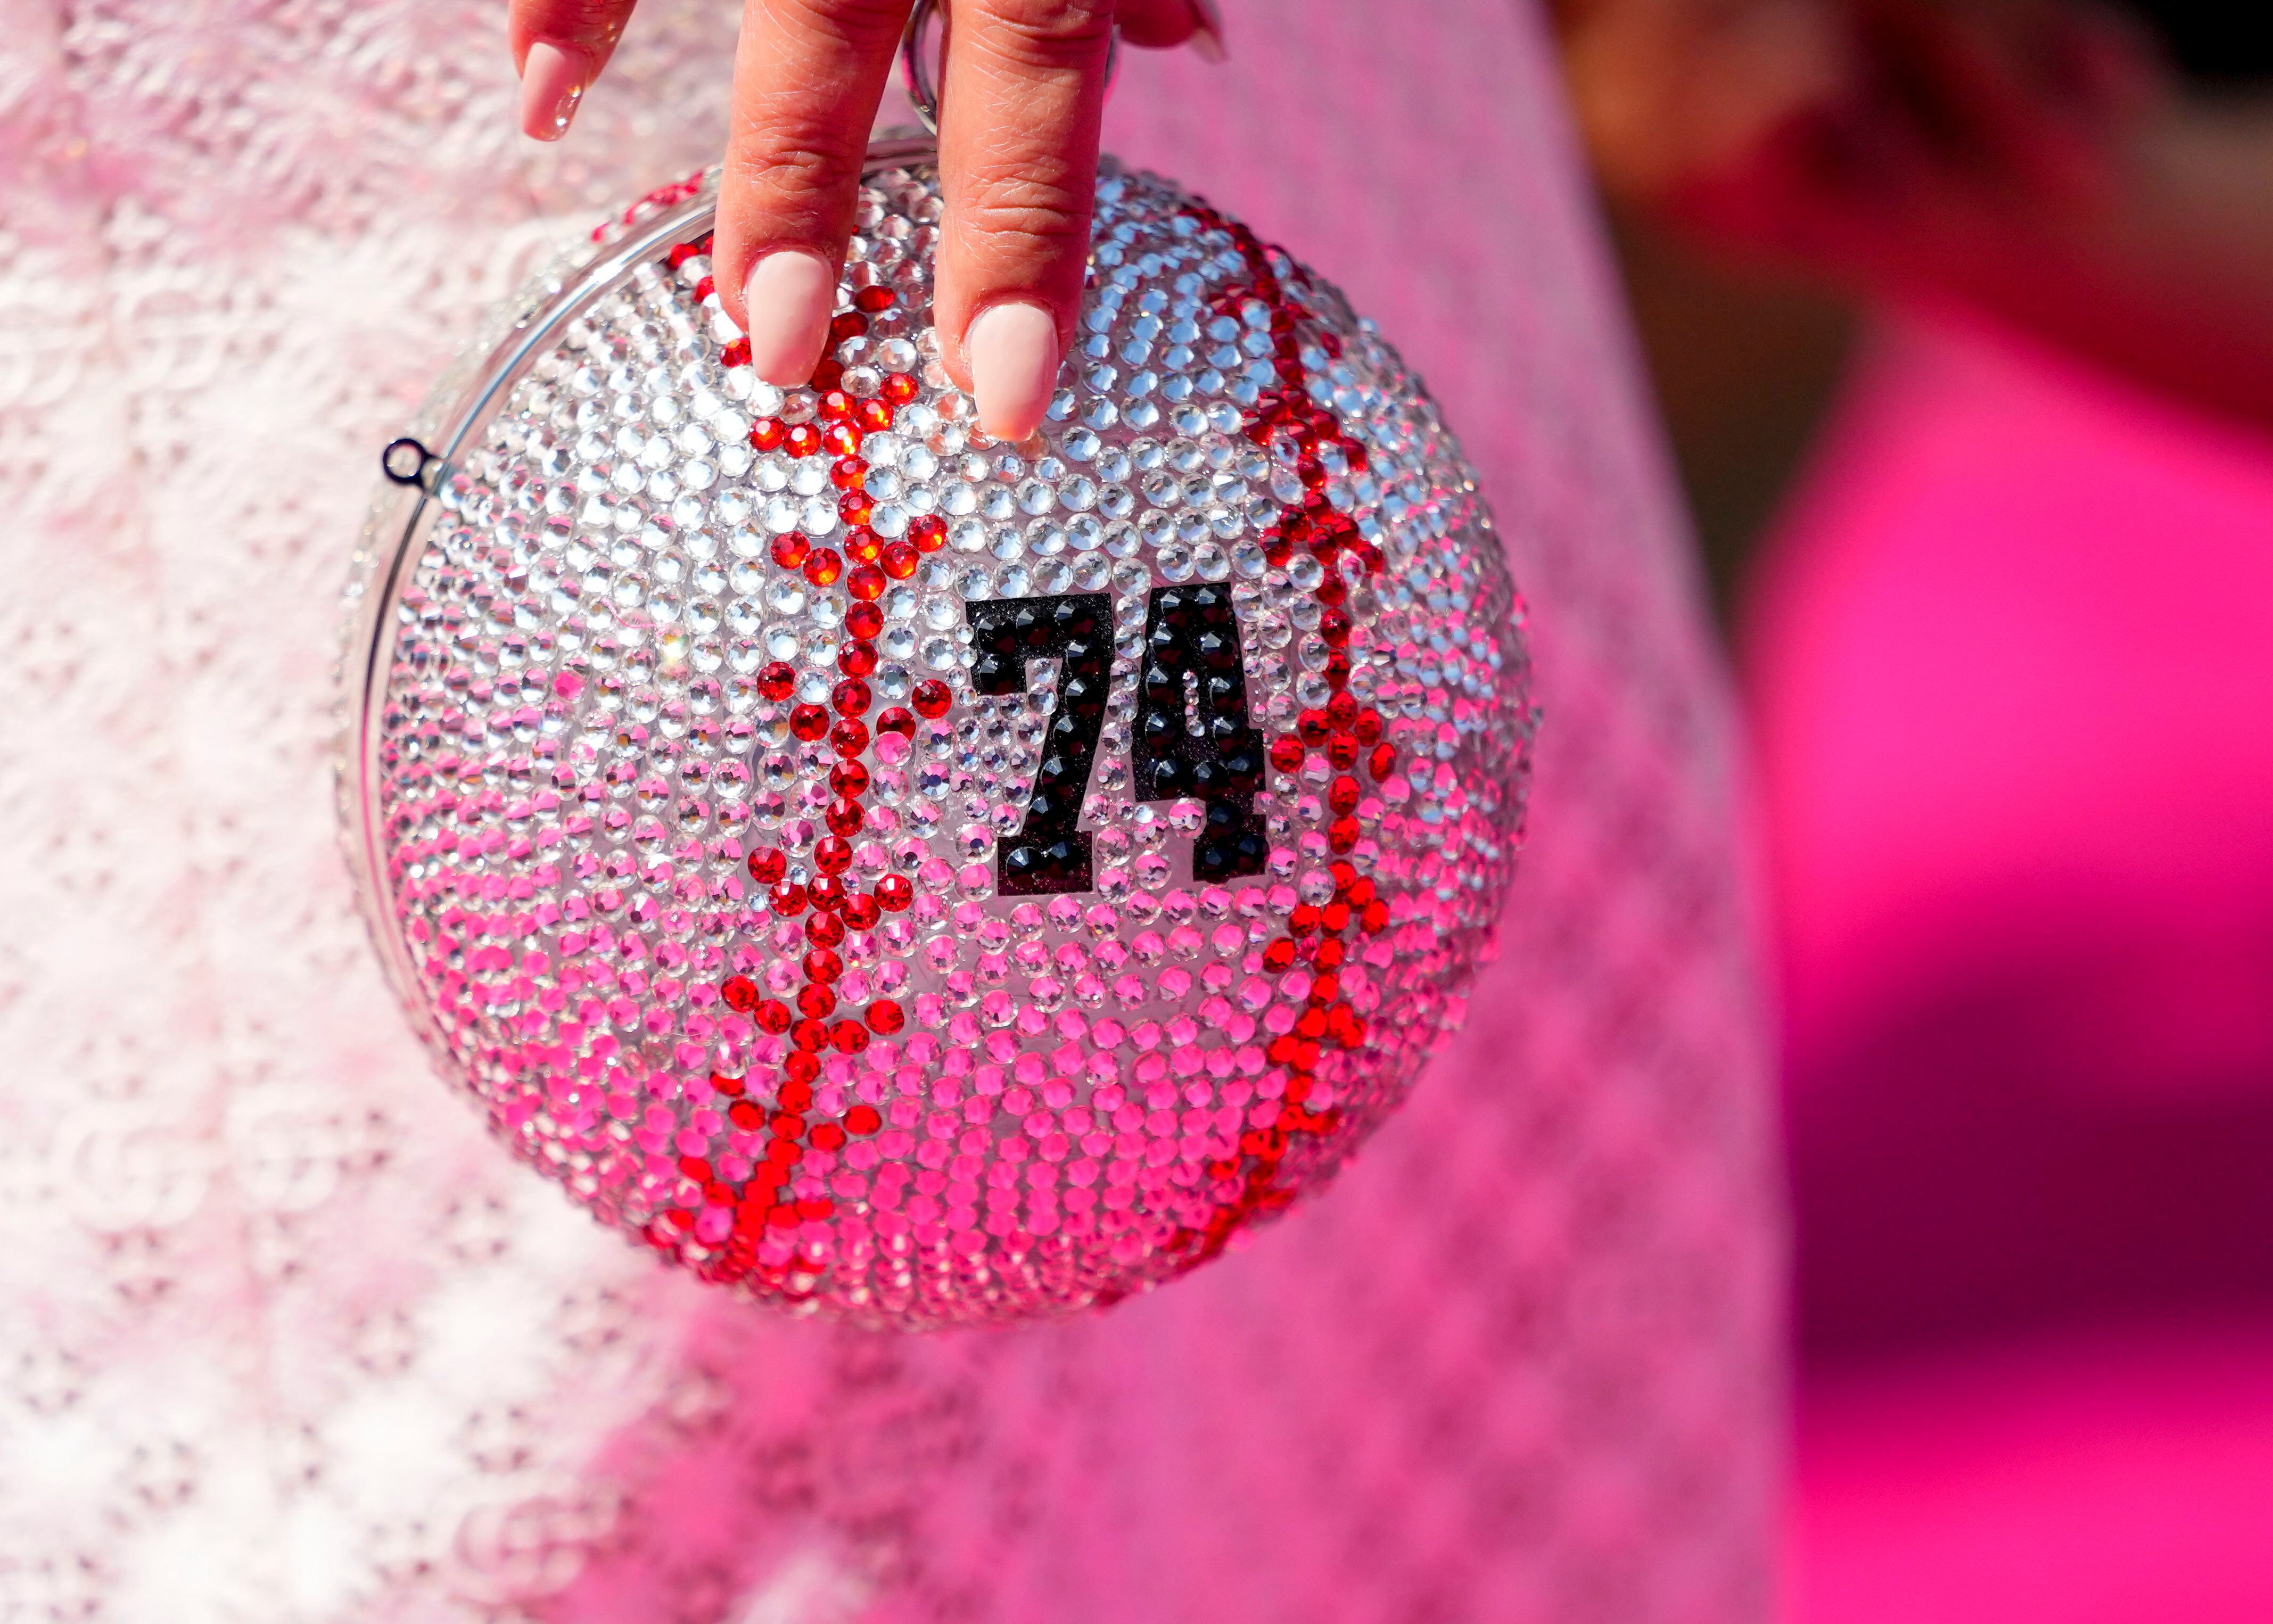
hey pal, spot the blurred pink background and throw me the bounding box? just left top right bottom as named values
left=1742, top=317, right=2273, bottom=1621
left=1550, top=0, right=2273, bottom=1609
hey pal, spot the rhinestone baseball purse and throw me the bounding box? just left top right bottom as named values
left=343, top=25, right=1535, bottom=1325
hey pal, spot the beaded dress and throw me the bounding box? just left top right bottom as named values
left=0, top=0, right=1781, bottom=1618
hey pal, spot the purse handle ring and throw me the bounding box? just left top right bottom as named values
left=901, top=0, right=1121, bottom=137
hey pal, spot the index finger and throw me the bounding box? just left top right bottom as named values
left=714, top=0, right=915, bottom=385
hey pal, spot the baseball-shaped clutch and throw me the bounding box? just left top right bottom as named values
left=343, top=140, right=1535, bottom=1328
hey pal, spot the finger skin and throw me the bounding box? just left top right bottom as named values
left=934, top=0, right=1118, bottom=430
left=508, top=0, right=643, bottom=139
left=516, top=0, right=1213, bottom=393
left=713, top=0, right=914, bottom=370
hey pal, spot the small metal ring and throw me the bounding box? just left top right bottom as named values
left=900, top=0, right=948, bottom=134
left=900, top=0, right=1118, bottom=137
left=381, top=436, right=439, bottom=489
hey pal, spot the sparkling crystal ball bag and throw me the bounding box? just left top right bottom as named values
left=343, top=139, right=1536, bottom=1327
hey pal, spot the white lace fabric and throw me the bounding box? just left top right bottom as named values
left=0, top=2, right=1782, bottom=1619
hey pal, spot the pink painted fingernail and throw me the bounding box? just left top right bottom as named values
left=519, top=42, right=586, bottom=141
left=742, top=250, right=839, bottom=386
left=966, top=301, right=1061, bottom=443
left=1188, top=0, right=1228, bottom=62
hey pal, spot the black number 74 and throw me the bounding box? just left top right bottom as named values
left=967, top=584, right=1268, bottom=897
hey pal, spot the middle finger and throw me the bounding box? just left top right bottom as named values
left=935, top=0, right=1119, bottom=440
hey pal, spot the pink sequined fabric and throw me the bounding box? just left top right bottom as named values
left=0, top=1, right=1780, bottom=1619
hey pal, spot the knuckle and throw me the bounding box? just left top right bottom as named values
left=768, top=0, right=910, bottom=50
left=959, top=161, right=1092, bottom=250
left=974, top=0, right=1118, bottom=65
left=728, top=119, right=864, bottom=212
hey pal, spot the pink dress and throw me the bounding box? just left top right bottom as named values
left=0, top=2, right=1780, bottom=1618
left=1747, top=318, right=2273, bottom=1623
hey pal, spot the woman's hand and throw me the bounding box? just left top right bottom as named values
left=506, top=0, right=1226, bottom=442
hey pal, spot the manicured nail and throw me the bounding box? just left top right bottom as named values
left=518, top=42, right=586, bottom=142
left=966, top=301, right=1060, bottom=443
left=1188, top=0, right=1228, bottom=62
left=741, top=250, right=840, bottom=386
